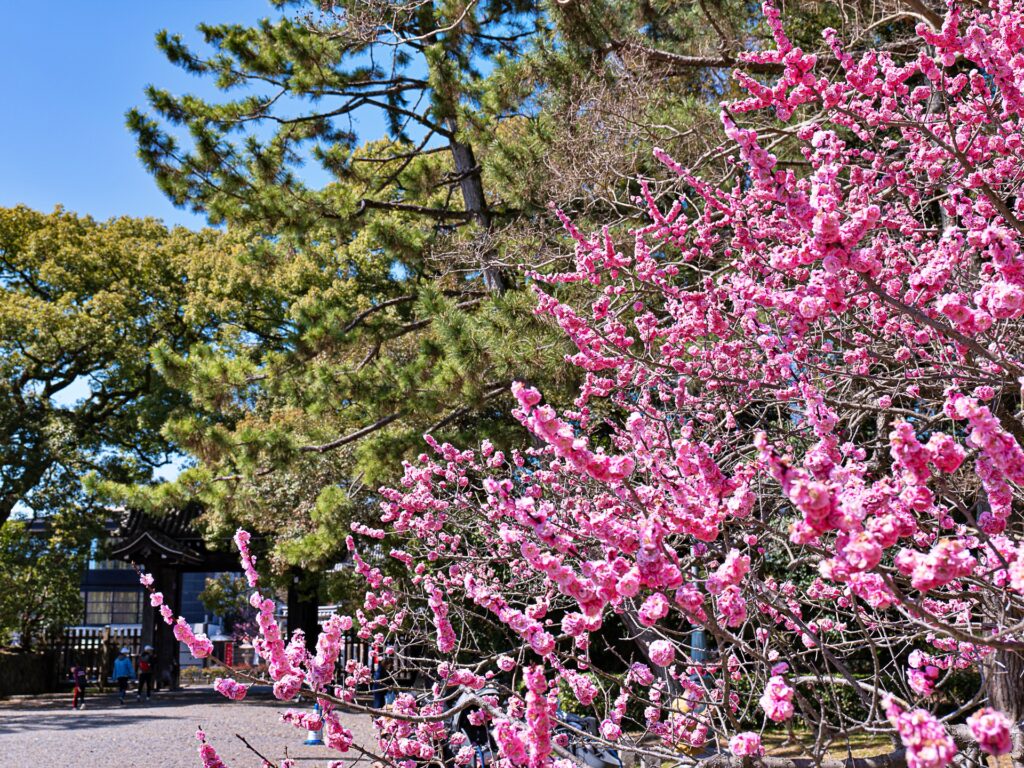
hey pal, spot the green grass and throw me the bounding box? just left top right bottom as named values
left=762, top=727, right=1011, bottom=768
left=762, top=727, right=890, bottom=760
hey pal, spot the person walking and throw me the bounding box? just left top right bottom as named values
left=383, top=646, right=397, bottom=708
left=371, top=648, right=386, bottom=709
left=70, top=661, right=87, bottom=710
left=371, top=646, right=397, bottom=709
left=113, top=647, right=135, bottom=705
left=136, top=645, right=155, bottom=702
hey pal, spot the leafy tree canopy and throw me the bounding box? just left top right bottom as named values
left=0, top=514, right=94, bottom=650
left=0, top=206, right=232, bottom=525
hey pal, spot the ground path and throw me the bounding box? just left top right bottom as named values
left=0, top=685, right=375, bottom=768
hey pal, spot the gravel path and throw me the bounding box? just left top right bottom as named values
left=0, top=685, right=377, bottom=768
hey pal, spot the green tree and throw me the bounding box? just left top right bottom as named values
left=0, top=515, right=93, bottom=650
left=0, top=206, right=237, bottom=525
left=199, top=573, right=259, bottom=637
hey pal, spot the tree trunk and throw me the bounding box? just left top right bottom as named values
left=984, top=647, right=1024, bottom=721
left=0, top=457, right=50, bottom=526
left=620, top=601, right=682, bottom=697
left=981, top=600, right=1024, bottom=768
left=287, top=570, right=321, bottom=654
left=446, top=119, right=507, bottom=294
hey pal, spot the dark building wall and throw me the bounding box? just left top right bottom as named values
left=179, top=572, right=218, bottom=623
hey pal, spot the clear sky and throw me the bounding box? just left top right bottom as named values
left=0, top=1, right=275, bottom=229
left=1, top=2, right=287, bottom=490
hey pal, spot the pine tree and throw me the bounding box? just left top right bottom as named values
left=122, top=0, right=918, bottom=571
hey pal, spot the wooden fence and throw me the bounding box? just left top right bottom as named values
left=47, top=615, right=414, bottom=691
left=53, top=626, right=142, bottom=686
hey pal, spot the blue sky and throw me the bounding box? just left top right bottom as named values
left=1, top=1, right=417, bottom=490
left=1, top=2, right=284, bottom=489
left=0, top=1, right=274, bottom=229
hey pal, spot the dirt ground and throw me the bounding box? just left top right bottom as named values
left=0, top=684, right=375, bottom=768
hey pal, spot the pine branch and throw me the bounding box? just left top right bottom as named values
left=426, top=382, right=509, bottom=434
left=396, top=298, right=485, bottom=335
left=299, top=412, right=403, bottom=454
left=356, top=199, right=474, bottom=220
left=342, top=295, right=416, bottom=335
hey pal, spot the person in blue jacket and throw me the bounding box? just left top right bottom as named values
left=113, top=647, right=135, bottom=704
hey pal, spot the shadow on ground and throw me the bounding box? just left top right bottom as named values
left=0, top=684, right=375, bottom=767
left=0, top=686, right=288, bottom=735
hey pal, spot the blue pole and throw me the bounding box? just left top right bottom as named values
left=304, top=701, right=324, bottom=746
left=691, top=627, right=707, bottom=663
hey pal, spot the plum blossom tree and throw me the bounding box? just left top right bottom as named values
left=155, top=0, right=1024, bottom=766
